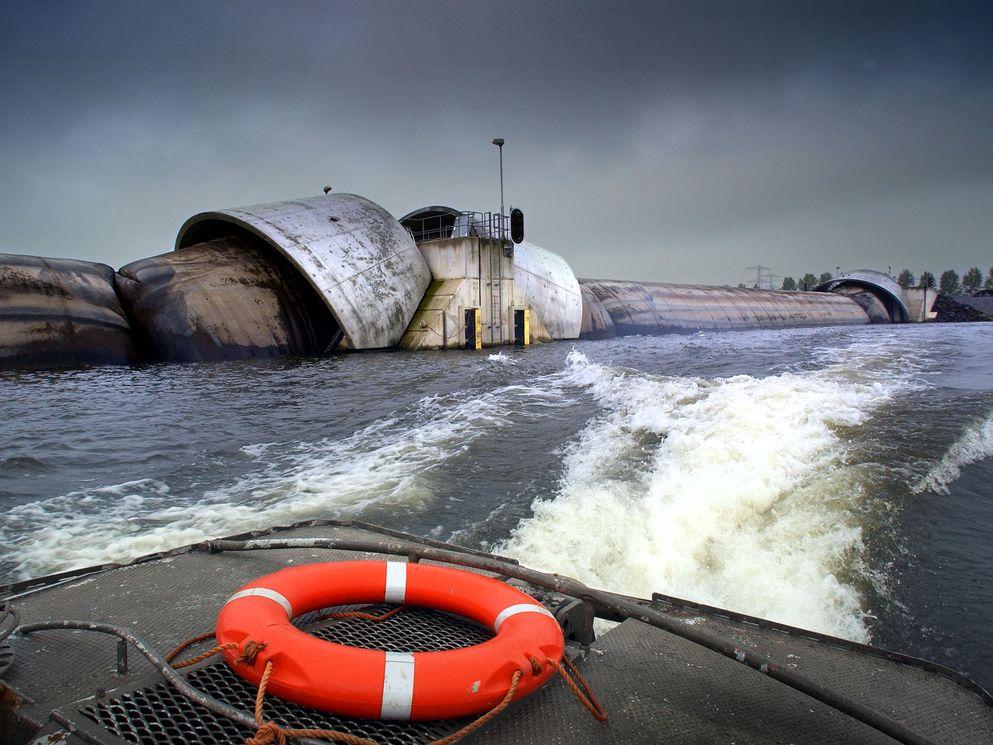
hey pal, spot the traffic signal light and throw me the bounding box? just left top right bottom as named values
left=510, top=208, right=524, bottom=244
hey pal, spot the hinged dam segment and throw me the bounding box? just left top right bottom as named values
left=1, top=191, right=931, bottom=367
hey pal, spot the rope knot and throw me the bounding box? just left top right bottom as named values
left=245, top=721, right=286, bottom=745
left=237, top=639, right=268, bottom=665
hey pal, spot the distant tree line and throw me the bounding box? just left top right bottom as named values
left=779, top=272, right=834, bottom=291
left=894, top=267, right=993, bottom=295
left=779, top=267, right=993, bottom=295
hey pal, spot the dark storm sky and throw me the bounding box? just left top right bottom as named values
left=1, top=1, right=990, bottom=284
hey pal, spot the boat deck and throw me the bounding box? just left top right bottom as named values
left=2, top=521, right=991, bottom=744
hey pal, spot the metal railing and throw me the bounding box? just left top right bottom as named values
left=402, top=211, right=509, bottom=243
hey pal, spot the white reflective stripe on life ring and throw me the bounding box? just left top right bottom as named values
left=380, top=651, right=415, bottom=719
left=493, top=603, right=555, bottom=631
left=225, top=587, right=293, bottom=618
left=384, top=561, right=407, bottom=604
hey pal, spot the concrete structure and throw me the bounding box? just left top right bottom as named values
left=178, top=193, right=431, bottom=350
left=399, top=208, right=582, bottom=350
left=902, top=288, right=938, bottom=322
left=579, top=280, right=871, bottom=338
left=400, top=234, right=527, bottom=350
left=813, top=270, right=909, bottom=323
left=0, top=254, right=136, bottom=367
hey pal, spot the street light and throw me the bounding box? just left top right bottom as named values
left=492, top=138, right=505, bottom=228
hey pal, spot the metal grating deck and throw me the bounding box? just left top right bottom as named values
left=74, top=605, right=485, bottom=745
left=3, top=521, right=992, bottom=745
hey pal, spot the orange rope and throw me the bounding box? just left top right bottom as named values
left=170, top=638, right=265, bottom=670
left=316, top=607, right=405, bottom=623
left=429, top=669, right=523, bottom=745
left=171, top=642, right=239, bottom=669
left=246, top=660, right=378, bottom=745
left=165, top=630, right=216, bottom=662
left=546, top=656, right=609, bottom=722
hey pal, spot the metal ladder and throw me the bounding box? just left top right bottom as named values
left=486, top=212, right=504, bottom=346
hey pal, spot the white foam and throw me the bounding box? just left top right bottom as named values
left=500, top=347, right=918, bottom=642
left=2, top=379, right=568, bottom=579
left=912, top=410, right=993, bottom=494
left=487, top=352, right=517, bottom=365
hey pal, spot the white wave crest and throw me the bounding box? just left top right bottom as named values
left=912, top=410, right=993, bottom=494
left=2, top=380, right=566, bottom=579
left=500, top=349, right=913, bottom=642
left=487, top=352, right=518, bottom=365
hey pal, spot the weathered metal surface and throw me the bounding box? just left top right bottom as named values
left=117, top=237, right=338, bottom=362
left=814, top=270, right=910, bottom=323
left=579, top=284, right=616, bottom=340
left=176, top=193, right=431, bottom=350
left=512, top=241, right=582, bottom=340
left=0, top=254, right=136, bottom=368
left=582, top=280, right=870, bottom=335
left=830, top=285, right=893, bottom=323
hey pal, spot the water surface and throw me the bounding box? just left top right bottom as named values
left=2, top=323, right=991, bottom=690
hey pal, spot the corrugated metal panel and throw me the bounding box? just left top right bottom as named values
left=176, top=193, right=432, bottom=350
left=513, top=241, right=582, bottom=340
left=582, top=280, right=870, bottom=335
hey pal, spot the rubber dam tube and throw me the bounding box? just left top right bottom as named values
left=579, top=280, right=872, bottom=338
left=0, top=254, right=136, bottom=367
left=117, top=236, right=339, bottom=362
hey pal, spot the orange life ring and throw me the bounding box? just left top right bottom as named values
left=215, top=560, right=565, bottom=720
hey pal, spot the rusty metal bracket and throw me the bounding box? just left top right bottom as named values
left=553, top=599, right=595, bottom=647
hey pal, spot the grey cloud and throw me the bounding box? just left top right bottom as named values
left=1, top=1, right=990, bottom=283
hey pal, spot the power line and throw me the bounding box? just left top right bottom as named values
left=746, top=265, right=775, bottom=289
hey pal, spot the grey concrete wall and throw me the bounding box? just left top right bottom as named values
left=402, top=236, right=514, bottom=349
left=902, top=287, right=938, bottom=321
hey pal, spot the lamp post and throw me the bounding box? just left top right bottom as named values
left=492, top=138, right=505, bottom=230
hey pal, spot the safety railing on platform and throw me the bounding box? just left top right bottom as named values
left=402, top=211, right=509, bottom=243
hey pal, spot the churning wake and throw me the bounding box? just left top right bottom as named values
left=500, top=347, right=918, bottom=642
left=913, top=409, right=993, bottom=495
left=2, top=333, right=934, bottom=646
left=0, top=379, right=567, bottom=579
